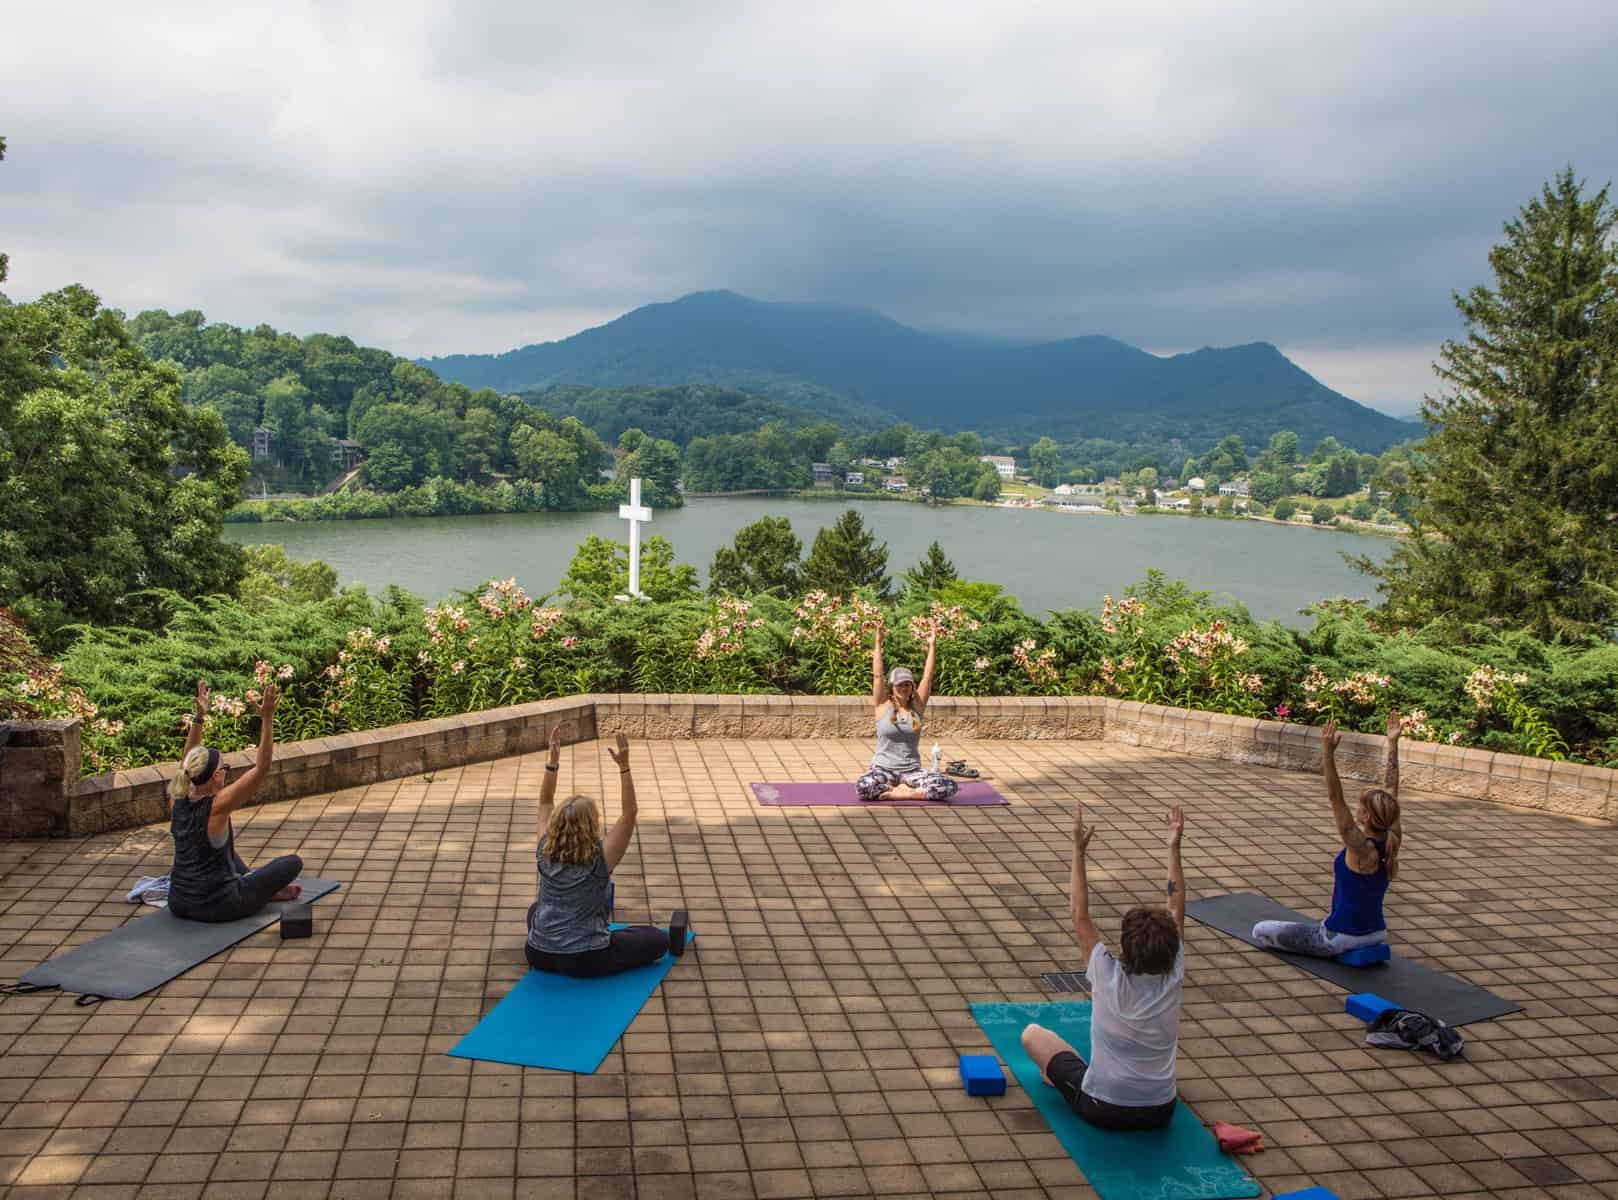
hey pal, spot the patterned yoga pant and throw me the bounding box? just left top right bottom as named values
left=1251, top=920, right=1388, bottom=959
left=854, top=767, right=959, bottom=802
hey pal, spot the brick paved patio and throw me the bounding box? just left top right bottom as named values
left=3, top=737, right=1617, bottom=1200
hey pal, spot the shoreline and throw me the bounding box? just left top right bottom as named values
left=225, top=484, right=1407, bottom=540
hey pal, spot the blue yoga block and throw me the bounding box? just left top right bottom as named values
left=1337, top=943, right=1391, bottom=966
left=959, top=1054, right=1007, bottom=1096
left=1346, top=992, right=1399, bottom=1023
left=1273, top=1189, right=1342, bottom=1200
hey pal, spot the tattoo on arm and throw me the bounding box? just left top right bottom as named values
left=1166, top=881, right=1177, bottom=896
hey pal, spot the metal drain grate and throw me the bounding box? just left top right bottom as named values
left=1040, top=971, right=1090, bottom=993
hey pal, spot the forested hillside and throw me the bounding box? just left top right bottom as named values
left=422, top=290, right=1416, bottom=451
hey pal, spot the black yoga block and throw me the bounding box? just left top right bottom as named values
left=280, top=903, right=313, bottom=940
left=668, top=910, right=688, bottom=957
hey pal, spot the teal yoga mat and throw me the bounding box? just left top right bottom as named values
left=970, top=1001, right=1261, bottom=1200
left=448, top=924, right=691, bottom=1073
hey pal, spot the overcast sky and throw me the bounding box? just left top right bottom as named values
left=4, top=1, right=1615, bottom=416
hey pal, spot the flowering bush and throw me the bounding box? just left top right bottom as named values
left=12, top=661, right=129, bottom=772
left=16, top=570, right=1618, bottom=772
left=792, top=591, right=885, bottom=695
left=1012, top=638, right=1062, bottom=690
left=695, top=597, right=766, bottom=692
left=1298, top=665, right=1391, bottom=724
left=907, top=601, right=983, bottom=694
left=1464, top=666, right=1567, bottom=759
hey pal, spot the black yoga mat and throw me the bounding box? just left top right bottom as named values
left=19, top=878, right=340, bottom=1001
left=1187, top=892, right=1520, bottom=1026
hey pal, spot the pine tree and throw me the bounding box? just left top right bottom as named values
left=709, top=516, right=803, bottom=597
left=904, top=541, right=958, bottom=595
left=802, top=509, right=891, bottom=598
left=1362, top=169, right=1618, bottom=639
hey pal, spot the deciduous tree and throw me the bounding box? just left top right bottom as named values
left=0, top=287, right=248, bottom=640
left=709, top=516, right=803, bottom=597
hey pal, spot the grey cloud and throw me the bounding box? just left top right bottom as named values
left=3, top=0, right=1616, bottom=416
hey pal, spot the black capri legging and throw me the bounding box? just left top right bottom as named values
left=524, top=903, right=669, bottom=978
left=169, top=855, right=303, bottom=923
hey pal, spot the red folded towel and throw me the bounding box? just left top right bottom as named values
left=1212, top=1121, right=1265, bottom=1154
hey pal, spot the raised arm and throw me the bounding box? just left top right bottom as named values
left=1321, top=720, right=1356, bottom=846
left=1069, top=802, right=1103, bottom=961
left=871, top=627, right=886, bottom=708
left=601, top=734, right=638, bottom=871
left=536, top=724, right=562, bottom=841
left=916, top=631, right=938, bottom=708
left=1383, top=710, right=1401, bottom=797
left=1165, top=805, right=1186, bottom=937
left=213, top=683, right=277, bottom=821
left=181, top=679, right=209, bottom=760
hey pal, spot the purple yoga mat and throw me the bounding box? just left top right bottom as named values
left=750, top=781, right=1008, bottom=807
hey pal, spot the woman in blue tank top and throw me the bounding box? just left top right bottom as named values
left=1252, top=713, right=1404, bottom=958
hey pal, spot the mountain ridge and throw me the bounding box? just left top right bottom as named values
left=420, top=291, right=1415, bottom=450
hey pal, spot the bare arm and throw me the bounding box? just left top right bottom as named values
left=1165, top=805, right=1186, bottom=938
left=1384, top=710, right=1401, bottom=796
left=536, top=724, right=562, bottom=841
left=916, top=632, right=938, bottom=709
left=181, top=679, right=209, bottom=760
left=601, top=734, right=638, bottom=871
left=1321, top=720, right=1356, bottom=846
left=213, top=684, right=277, bottom=822
left=1069, top=803, right=1104, bottom=961
left=871, top=627, right=886, bottom=709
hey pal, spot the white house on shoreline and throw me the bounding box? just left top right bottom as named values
left=980, top=455, right=1017, bottom=479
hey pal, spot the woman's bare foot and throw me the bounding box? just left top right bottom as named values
left=273, top=882, right=303, bottom=902
left=882, top=783, right=928, bottom=800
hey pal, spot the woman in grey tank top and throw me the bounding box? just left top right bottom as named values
left=854, top=627, right=959, bottom=802
left=525, top=728, right=669, bottom=977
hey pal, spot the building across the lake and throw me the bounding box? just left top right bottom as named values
left=251, top=427, right=276, bottom=461
left=811, top=462, right=834, bottom=483
left=845, top=471, right=865, bottom=486
left=331, top=439, right=364, bottom=471
left=980, top=455, right=1017, bottom=479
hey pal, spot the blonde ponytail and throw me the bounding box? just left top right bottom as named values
left=1362, top=788, right=1402, bottom=882
left=169, top=746, right=214, bottom=803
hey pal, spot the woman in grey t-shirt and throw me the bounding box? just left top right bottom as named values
left=854, top=627, right=958, bottom=802
left=526, top=728, right=668, bottom=977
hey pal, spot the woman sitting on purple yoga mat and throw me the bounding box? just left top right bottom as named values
left=527, top=728, right=668, bottom=977
left=855, top=626, right=958, bottom=802
left=1022, top=802, right=1187, bottom=1132
left=167, top=679, right=304, bottom=923
left=1251, top=714, right=1404, bottom=958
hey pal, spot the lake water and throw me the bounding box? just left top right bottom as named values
left=224, top=498, right=1391, bottom=625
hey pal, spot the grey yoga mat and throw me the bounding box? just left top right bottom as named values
left=1187, top=892, right=1521, bottom=1026
left=18, top=878, right=341, bottom=1002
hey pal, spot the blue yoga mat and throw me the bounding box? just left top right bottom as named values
left=970, top=1001, right=1260, bottom=1200
left=449, top=924, right=691, bottom=1073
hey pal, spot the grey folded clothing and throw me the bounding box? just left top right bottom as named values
left=1367, top=1008, right=1464, bottom=1060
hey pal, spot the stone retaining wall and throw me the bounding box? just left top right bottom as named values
left=2, top=694, right=1611, bottom=837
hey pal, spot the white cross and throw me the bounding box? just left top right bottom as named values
left=617, top=477, right=652, bottom=600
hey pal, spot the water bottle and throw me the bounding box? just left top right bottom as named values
left=931, top=742, right=942, bottom=773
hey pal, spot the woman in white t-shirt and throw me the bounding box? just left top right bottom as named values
left=1022, top=803, right=1186, bottom=1131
